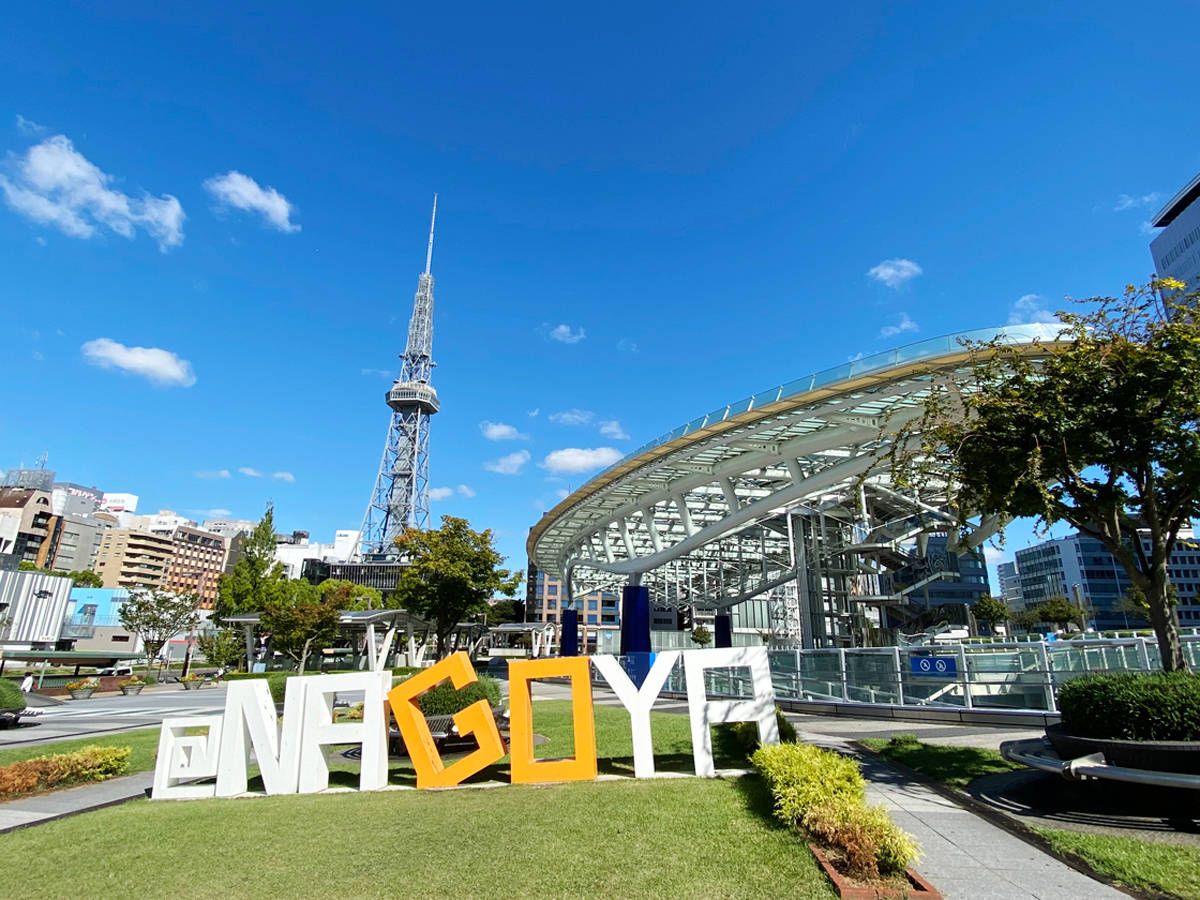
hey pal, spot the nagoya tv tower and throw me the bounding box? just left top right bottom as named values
left=357, top=197, right=440, bottom=560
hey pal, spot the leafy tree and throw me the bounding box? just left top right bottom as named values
left=1035, top=595, right=1087, bottom=630
left=68, top=570, right=104, bottom=588
left=393, top=516, right=521, bottom=658
left=889, top=280, right=1200, bottom=671
left=972, top=594, right=1012, bottom=632
left=261, top=580, right=343, bottom=673
left=317, top=578, right=384, bottom=610
left=195, top=627, right=245, bottom=670
left=1012, top=607, right=1041, bottom=632
left=486, top=599, right=521, bottom=626
left=118, top=589, right=199, bottom=673
left=215, top=504, right=286, bottom=619
left=691, top=625, right=713, bottom=647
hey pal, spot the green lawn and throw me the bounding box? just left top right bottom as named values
left=858, top=734, right=1022, bottom=789
left=0, top=701, right=835, bottom=899
left=1032, top=827, right=1200, bottom=900
left=0, top=727, right=161, bottom=774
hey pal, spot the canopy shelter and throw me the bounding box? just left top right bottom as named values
left=528, top=324, right=1064, bottom=649
left=487, top=622, right=556, bottom=658
left=0, top=649, right=139, bottom=686
left=221, top=608, right=433, bottom=672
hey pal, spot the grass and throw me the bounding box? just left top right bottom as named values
left=0, top=728, right=161, bottom=774
left=0, top=700, right=834, bottom=899
left=1032, top=827, right=1200, bottom=900
left=859, top=734, right=1022, bottom=789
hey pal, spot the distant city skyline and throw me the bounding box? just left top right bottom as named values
left=2, top=3, right=1198, bottom=580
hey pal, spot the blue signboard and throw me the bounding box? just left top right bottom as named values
left=909, top=656, right=957, bottom=677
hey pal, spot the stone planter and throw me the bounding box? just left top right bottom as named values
left=809, top=845, right=942, bottom=899
left=1046, top=723, right=1200, bottom=774
left=68, top=688, right=95, bottom=700
left=181, top=680, right=204, bottom=690
left=121, top=684, right=145, bottom=696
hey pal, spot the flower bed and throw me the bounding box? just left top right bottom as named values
left=0, top=745, right=130, bottom=797
left=752, top=742, right=932, bottom=898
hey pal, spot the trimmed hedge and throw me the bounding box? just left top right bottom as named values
left=1058, top=671, right=1200, bottom=741
left=752, top=742, right=920, bottom=879
left=0, top=679, right=25, bottom=710
left=0, top=745, right=130, bottom=797
left=714, top=708, right=798, bottom=759
left=416, top=675, right=501, bottom=716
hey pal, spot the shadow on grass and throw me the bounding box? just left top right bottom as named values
left=729, top=773, right=791, bottom=833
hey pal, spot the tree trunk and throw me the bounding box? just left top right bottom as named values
left=298, top=638, right=312, bottom=674
left=1147, top=580, right=1188, bottom=672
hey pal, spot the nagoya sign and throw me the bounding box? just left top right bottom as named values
left=151, top=647, right=779, bottom=799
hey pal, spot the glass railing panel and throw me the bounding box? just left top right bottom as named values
left=843, top=651, right=899, bottom=705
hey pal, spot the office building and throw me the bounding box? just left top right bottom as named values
left=997, top=561, right=1023, bottom=607
left=0, top=488, right=62, bottom=568
left=50, top=514, right=110, bottom=572
left=164, top=525, right=228, bottom=609
left=93, top=529, right=174, bottom=591
left=0, top=569, right=74, bottom=646
left=526, top=565, right=619, bottom=651
left=275, top=529, right=357, bottom=579
left=51, top=482, right=103, bottom=518
left=1149, top=170, right=1200, bottom=314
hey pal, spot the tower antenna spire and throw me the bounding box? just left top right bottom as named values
left=424, top=194, right=437, bottom=275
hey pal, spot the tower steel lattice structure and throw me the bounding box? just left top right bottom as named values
left=357, top=197, right=441, bottom=560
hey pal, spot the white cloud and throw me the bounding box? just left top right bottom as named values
left=983, top=545, right=1010, bottom=567
left=549, top=408, right=594, bottom=426
left=1, top=135, right=185, bottom=250
left=484, top=450, right=531, bottom=475
left=868, top=258, right=923, bottom=288
left=361, top=367, right=391, bottom=378
left=879, top=313, right=919, bottom=338
left=195, top=469, right=231, bottom=480
left=457, top=484, right=476, bottom=498
left=429, top=486, right=454, bottom=501
left=1114, top=192, right=1162, bottom=212
left=548, top=323, right=586, bottom=344
left=238, top=467, right=263, bottom=478
left=190, top=507, right=232, bottom=517
left=81, top=337, right=196, bottom=386
left=1008, top=293, right=1056, bottom=325
left=598, top=419, right=629, bottom=439
left=1140, top=221, right=1159, bottom=236
left=31, top=349, right=44, bottom=361
left=617, top=338, right=639, bottom=353
left=203, top=170, right=300, bottom=233
left=527, top=408, right=540, bottom=418
left=15, top=115, right=47, bottom=136
left=542, top=447, right=622, bottom=474
left=272, top=471, right=295, bottom=483
left=555, top=488, right=570, bottom=500
left=480, top=420, right=528, bottom=441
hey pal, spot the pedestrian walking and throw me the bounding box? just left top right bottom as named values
left=20, top=672, right=34, bottom=693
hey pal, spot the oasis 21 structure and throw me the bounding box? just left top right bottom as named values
left=528, top=324, right=1065, bottom=651
left=357, top=198, right=440, bottom=562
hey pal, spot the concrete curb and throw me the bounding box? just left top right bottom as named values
left=0, top=776, right=152, bottom=835
left=850, top=741, right=1156, bottom=900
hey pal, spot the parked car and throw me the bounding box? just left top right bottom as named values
left=97, top=666, right=134, bottom=677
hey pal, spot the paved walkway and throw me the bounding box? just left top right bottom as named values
left=0, top=772, right=152, bottom=833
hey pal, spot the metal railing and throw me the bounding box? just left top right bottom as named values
left=618, top=635, right=1200, bottom=714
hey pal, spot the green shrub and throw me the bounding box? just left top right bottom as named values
left=267, top=672, right=297, bottom=704
left=803, top=797, right=921, bottom=877
left=416, top=675, right=501, bottom=716
left=0, top=745, right=130, bottom=796
left=714, top=708, right=799, bottom=758
left=0, top=679, right=25, bottom=710
left=1058, top=671, right=1200, bottom=741
left=751, top=742, right=865, bottom=827
left=392, top=667, right=422, bottom=679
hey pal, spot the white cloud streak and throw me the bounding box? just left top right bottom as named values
left=195, top=469, right=231, bottom=480
left=1008, top=293, right=1056, bottom=325
left=272, top=471, right=295, bottom=483
left=868, top=258, right=923, bottom=288
left=484, top=450, right=531, bottom=475
left=204, top=170, right=300, bottom=233
left=549, top=409, right=594, bottom=426
left=238, top=467, right=263, bottom=478
left=16, top=115, right=47, bottom=136
left=480, top=420, right=528, bottom=441
left=429, top=486, right=454, bottom=500
left=1, top=135, right=185, bottom=250
left=598, top=420, right=629, bottom=439
left=879, top=313, right=918, bottom=338
left=1114, top=192, right=1162, bottom=212
left=81, top=337, right=196, bottom=386
left=457, top=484, right=476, bottom=498
left=542, top=447, right=622, bottom=474
left=548, top=323, right=586, bottom=344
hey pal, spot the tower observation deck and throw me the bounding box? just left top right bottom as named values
left=357, top=197, right=441, bottom=561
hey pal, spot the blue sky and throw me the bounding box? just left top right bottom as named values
left=2, top=2, right=1198, bottom=583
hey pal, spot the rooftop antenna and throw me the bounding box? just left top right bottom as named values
left=424, top=194, right=437, bottom=275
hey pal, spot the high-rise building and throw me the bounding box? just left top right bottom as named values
left=164, top=525, right=229, bottom=609
left=0, top=488, right=62, bottom=568
left=93, top=529, right=174, bottom=591
left=997, top=561, right=1023, bottom=607
left=50, top=514, right=111, bottom=572
left=1149, top=170, right=1200, bottom=314
left=526, top=565, right=619, bottom=651
left=1013, top=530, right=1200, bottom=629
left=358, top=198, right=441, bottom=561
